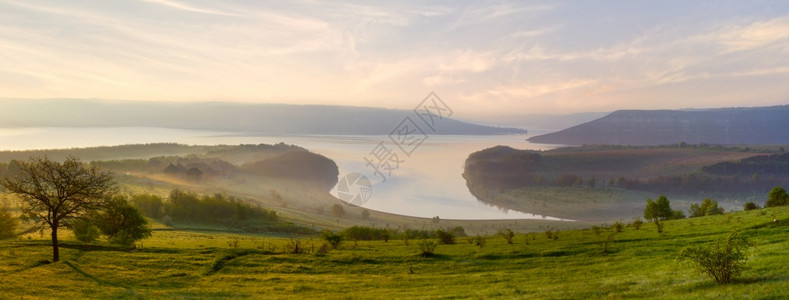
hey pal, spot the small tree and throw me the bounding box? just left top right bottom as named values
left=1, top=156, right=116, bottom=261
left=644, top=198, right=659, bottom=222
left=678, top=231, right=751, bottom=284
left=94, top=196, right=152, bottom=248
left=656, top=196, right=672, bottom=220
left=766, top=186, right=788, bottom=207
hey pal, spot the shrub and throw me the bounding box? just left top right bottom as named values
left=436, top=228, right=455, bottom=245
left=0, top=205, right=18, bottom=239
left=71, top=219, right=100, bottom=243
left=109, top=230, right=137, bottom=248
left=418, top=239, right=438, bottom=256
left=630, top=217, right=643, bottom=230
left=94, top=196, right=152, bottom=248
left=499, top=229, right=515, bottom=244
left=766, top=186, right=788, bottom=207
left=678, top=231, right=752, bottom=284
left=743, top=201, right=759, bottom=211
left=601, top=233, right=615, bottom=254
left=449, top=226, right=467, bottom=237
left=285, top=239, right=306, bottom=254
left=471, top=235, right=486, bottom=247
left=545, top=228, right=555, bottom=239
left=611, top=220, right=624, bottom=233
left=322, top=230, right=343, bottom=249
left=690, top=198, right=723, bottom=217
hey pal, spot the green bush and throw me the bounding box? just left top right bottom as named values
left=418, top=239, right=438, bottom=256
left=630, top=217, right=643, bottom=230
left=743, top=201, right=759, bottom=211
left=95, top=196, right=152, bottom=248
left=499, top=229, right=515, bottom=244
left=611, top=220, right=624, bottom=233
left=322, top=230, right=343, bottom=249
left=678, top=231, right=751, bottom=284
left=766, top=186, right=788, bottom=207
left=689, top=198, right=723, bottom=217
left=0, top=205, right=18, bottom=239
left=71, top=219, right=100, bottom=243
left=471, top=235, right=486, bottom=247
left=436, top=228, right=455, bottom=245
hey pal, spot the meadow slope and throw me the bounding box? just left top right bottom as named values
left=0, top=206, right=786, bottom=299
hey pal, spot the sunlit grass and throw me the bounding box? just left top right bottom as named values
left=1, top=206, right=786, bottom=298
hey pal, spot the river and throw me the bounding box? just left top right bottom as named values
left=0, top=127, right=561, bottom=220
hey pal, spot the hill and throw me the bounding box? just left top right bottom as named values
left=528, top=105, right=789, bottom=145
left=0, top=99, right=526, bottom=135
left=463, top=144, right=789, bottom=221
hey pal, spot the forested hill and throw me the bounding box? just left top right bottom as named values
left=0, top=99, right=525, bottom=135
left=528, top=105, right=789, bottom=145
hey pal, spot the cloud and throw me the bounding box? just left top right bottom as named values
left=140, top=0, right=239, bottom=16
left=710, top=17, right=789, bottom=53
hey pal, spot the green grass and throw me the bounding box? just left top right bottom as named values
left=1, top=206, right=787, bottom=299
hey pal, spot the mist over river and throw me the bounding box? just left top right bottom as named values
left=0, top=127, right=563, bottom=220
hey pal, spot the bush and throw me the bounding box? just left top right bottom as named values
left=435, top=228, right=455, bottom=245
left=611, top=220, right=624, bottom=233
left=71, top=219, right=100, bottom=243
left=418, top=239, right=438, bottom=256
left=677, top=231, right=751, bottom=284
left=0, top=205, right=18, bottom=239
left=109, top=230, right=137, bottom=248
left=690, top=198, right=723, bottom=217
left=285, top=239, right=306, bottom=254
left=630, top=217, right=643, bottom=230
left=471, top=235, right=486, bottom=247
left=743, top=201, right=759, bottom=211
left=766, top=186, right=788, bottom=207
left=449, top=226, right=467, bottom=237
left=322, top=230, right=343, bottom=249
left=499, top=229, right=515, bottom=244
left=95, top=196, right=152, bottom=248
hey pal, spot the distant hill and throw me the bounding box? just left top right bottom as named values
left=528, top=106, right=789, bottom=145
left=0, top=99, right=525, bottom=135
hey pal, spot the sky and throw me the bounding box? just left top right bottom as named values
left=2, top=0, right=789, bottom=119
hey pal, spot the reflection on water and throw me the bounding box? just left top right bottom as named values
left=0, top=127, right=562, bottom=220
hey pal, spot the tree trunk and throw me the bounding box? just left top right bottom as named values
left=51, top=226, right=59, bottom=262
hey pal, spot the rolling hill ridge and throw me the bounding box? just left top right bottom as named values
left=528, top=105, right=789, bottom=145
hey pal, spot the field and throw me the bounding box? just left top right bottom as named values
left=1, top=206, right=787, bottom=299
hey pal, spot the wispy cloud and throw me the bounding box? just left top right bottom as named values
left=1, top=1, right=788, bottom=115
left=140, top=0, right=239, bottom=16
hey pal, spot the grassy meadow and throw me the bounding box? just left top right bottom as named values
left=1, top=206, right=787, bottom=299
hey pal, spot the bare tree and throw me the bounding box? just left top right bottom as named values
left=1, top=156, right=116, bottom=262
